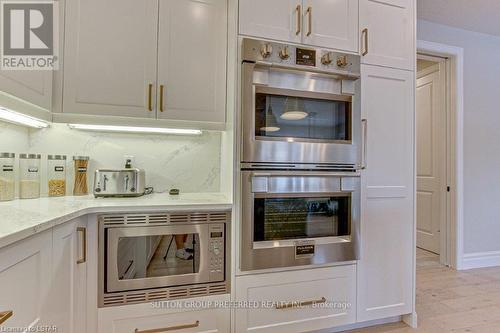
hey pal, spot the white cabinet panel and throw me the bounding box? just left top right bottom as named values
left=239, top=0, right=301, bottom=44
left=235, top=266, right=356, bottom=333
left=51, top=218, right=88, bottom=333
left=157, top=0, right=227, bottom=123
left=63, top=0, right=158, bottom=118
left=360, top=0, right=414, bottom=70
left=303, top=0, right=358, bottom=52
left=357, top=65, right=414, bottom=322
left=0, top=70, right=52, bottom=111
left=0, top=231, right=52, bottom=330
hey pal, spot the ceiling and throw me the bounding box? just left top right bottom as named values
left=418, top=0, right=500, bottom=37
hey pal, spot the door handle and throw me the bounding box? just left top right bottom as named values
left=0, top=311, right=13, bottom=325
left=159, top=85, right=165, bottom=112
left=148, top=83, right=153, bottom=111
left=361, top=119, right=368, bottom=170
left=362, top=28, right=369, bottom=56
left=77, top=227, right=87, bottom=264
left=306, top=7, right=312, bottom=36
left=296, top=5, right=301, bottom=35
left=135, top=320, right=200, bottom=333
left=275, top=297, right=326, bottom=309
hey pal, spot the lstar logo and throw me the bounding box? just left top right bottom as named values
left=1, top=0, right=58, bottom=70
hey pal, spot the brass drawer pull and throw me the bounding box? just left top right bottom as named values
left=306, top=6, right=312, bottom=36
left=276, top=297, right=327, bottom=310
left=295, top=5, right=301, bottom=35
left=159, top=85, right=165, bottom=112
left=76, top=227, right=86, bottom=264
left=148, top=83, right=153, bottom=111
left=362, top=28, right=369, bottom=56
left=135, top=320, right=200, bottom=333
left=0, top=311, right=13, bottom=325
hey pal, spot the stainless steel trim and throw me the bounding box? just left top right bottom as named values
left=361, top=119, right=367, bottom=169
left=135, top=321, right=200, bottom=333
left=0, top=153, right=14, bottom=158
left=47, top=155, right=67, bottom=160
left=255, top=61, right=360, bottom=80
left=253, top=236, right=351, bottom=249
left=19, top=154, right=41, bottom=159
left=77, top=227, right=86, bottom=264
left=241, top=162, right=358, bottom=171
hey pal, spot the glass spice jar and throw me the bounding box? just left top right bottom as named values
left=47, top=155, right=67, bottom=197
left=0, top=153, right=15, bottom=201
left=73, top=156, right=89, bottom=196
left=19, top=154, right=41, bottom=199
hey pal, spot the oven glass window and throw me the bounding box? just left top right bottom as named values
left=255, top=93, right=351, bottom=141
left=254, top=196, right=350, bottom=241
left=116, top=233, right=200, bottom=280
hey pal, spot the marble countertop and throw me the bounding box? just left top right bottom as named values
left=0, top=193, right=232, bottom=249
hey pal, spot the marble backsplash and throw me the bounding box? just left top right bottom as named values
left=0, top=122, right=221, bottom=197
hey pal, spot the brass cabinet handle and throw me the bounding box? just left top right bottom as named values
left=0, top=311, right=13, bottom=325
left=275, top=297, right=327, bottom=310
left=135, top=320, right=200, bottom=333
left=159, top=85, right=165, bottom=112
left=76, top=227, right=86, bottom=264
left=295, top=5, right=301, bottom=35
left=306, top=7, right=312, bottom=36
left=362, top=28, right=368, bottom=56
left=148, top=83, right=153, bottom=111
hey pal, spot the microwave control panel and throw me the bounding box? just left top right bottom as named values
left=208, top=224, right=225, bottom=281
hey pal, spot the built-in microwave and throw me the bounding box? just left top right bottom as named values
left=98, top=211, right=230, bottom=307
left=241, top=38, right=362, bottom=169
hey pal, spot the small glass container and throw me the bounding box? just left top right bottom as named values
left=73, top=156, right=89, bottom=196
left=47, top=155, right=67, bottom=197
left=0, top=153, right=15, bottom=201
left=19, top=154, right=41, bottom=199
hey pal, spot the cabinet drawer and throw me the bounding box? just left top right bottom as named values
left=235, top=265, right=356, bottom=333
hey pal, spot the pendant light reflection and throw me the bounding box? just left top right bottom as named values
left=281, top=97, right=308, bottom=120
left=260, top=100, right=280, bottom=132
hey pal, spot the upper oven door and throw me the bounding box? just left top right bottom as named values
left=241, top=62, right=361, bottom=166
left=106, top=224, right=210, bottom=293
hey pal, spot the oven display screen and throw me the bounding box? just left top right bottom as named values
left=210, top=232, right=223, bottom=238
left=296, top=48, right=316, bottom=66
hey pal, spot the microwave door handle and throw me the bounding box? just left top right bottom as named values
left=361, top=119, right=368, bottom=170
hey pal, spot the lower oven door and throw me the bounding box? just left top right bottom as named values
left=106, top=224, right=211, bottom=293
left=241, top=170, right=360, bottom=271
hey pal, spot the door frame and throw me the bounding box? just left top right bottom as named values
left=417, top=40, right=464, bottom=270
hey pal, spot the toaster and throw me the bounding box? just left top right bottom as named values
left=93, top=169, right=146, bottom=197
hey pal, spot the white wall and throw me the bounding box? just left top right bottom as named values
left=0, top=122, right=221, bottom=197
left=418, top=20, right=500, bottom=255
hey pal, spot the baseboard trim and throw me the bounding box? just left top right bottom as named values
left=462, top=251, right=500, bottom=270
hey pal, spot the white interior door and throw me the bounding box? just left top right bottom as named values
left=416, top=63, right=446, bottom=254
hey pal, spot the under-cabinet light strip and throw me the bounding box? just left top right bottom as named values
left=67, top=124, right=202, bottom=135
left=0, top=107, right=49, bottom=128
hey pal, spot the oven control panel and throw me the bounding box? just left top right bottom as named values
left=208, top=224, right=225, bottom=281
left=242, top=37, right=360, bottom=74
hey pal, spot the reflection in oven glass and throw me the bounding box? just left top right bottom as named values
left=254, top=197, right=350, bottom=241
left=117, top=233, right=200, bottom=280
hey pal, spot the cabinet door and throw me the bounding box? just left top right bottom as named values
left=302, top=0, right=358, bottom=52
left=51, top=218, right=88, bottom=333
left=239, top=0, right=301, bottom=44
left=0, top=231, right=52, bottom=330
left=359, top=0, right=414, bottom=70
left=63, top=0, right=158, bottom=118
left=357, top=65, right=414, bottom=322
left=0, top=70, right=52, bottom=111
left=157, top=0, right=227, bottom=123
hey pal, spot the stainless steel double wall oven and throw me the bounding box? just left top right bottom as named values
left=240, top=38, right=363, bottom=271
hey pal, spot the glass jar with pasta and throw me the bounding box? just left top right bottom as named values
left=47, top=155, right=67, bottom=197
left=73, top=156, right=89, bottom=196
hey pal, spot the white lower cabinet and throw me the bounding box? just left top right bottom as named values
left=0, top=230, right=52, bottom=330
left=98, top=295, right=230, bottom=333
left=235, top=265, right=356, bottom=333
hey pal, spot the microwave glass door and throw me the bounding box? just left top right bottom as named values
left=255, top=90, right=352, bottom=143
left=253, top=195, right=351, bottom=242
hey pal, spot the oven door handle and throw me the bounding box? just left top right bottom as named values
left=251, top=172, right=359, bottom=178
left=255, top=60, right=360, bottom=80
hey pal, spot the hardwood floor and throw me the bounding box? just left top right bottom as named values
left=348, top=248, right=500, bottom=332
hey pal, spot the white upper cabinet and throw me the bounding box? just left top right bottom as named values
left=357, top=64, right=414, bottom=322
left=63, top=0, right=158, bottom=118
left=239, top=0, right=358, bottom=52
left=302, top=0, right=358, bottom=52
left=157, top=0, right=227, bottom=123
left=359, top=0, right=414, bottom=70
left=239, top=0, right=301, bottom=44
left=0, top=70, right=52, bottom=112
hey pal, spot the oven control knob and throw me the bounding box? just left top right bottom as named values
left=279, top=46, right=290, bottom=60
left=321, top=52, right=333, bottom=65
left=260, top=43, right=273, bottom=58
left=336, top=55, right=349, bottom=68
